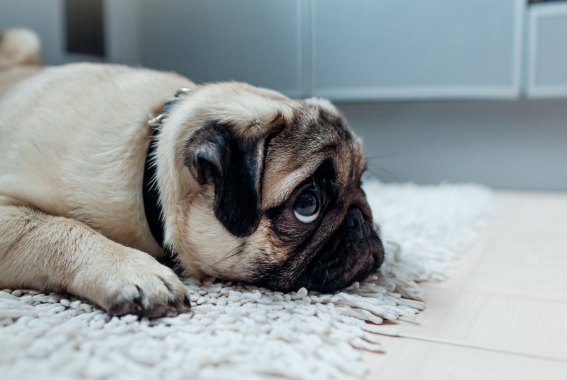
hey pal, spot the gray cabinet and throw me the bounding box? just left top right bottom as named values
left=526, top=2, right=567, bottom=98
left=311, top=0, right=525, bottom=101
left=139, top=0, right=303, bottom=98
left=0, top=0, right=532, bottom=101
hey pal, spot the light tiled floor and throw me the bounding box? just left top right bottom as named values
left=363, top=191, right=567, bottom=379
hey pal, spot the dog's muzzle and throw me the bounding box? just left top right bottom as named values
left=296, top=206, right=384, bottom=293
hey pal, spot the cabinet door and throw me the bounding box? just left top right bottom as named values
left=311, top=0, right=524, bottom=101
left=140, top=0, right=302, bottom=98
left=527, top=3, right=567, bottom=98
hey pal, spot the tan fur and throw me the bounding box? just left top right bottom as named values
left=155, top=82, right=300, bottom=280
left=0, top=31, right=195, bottom=314
left=0, top=29, right=371, bottom=315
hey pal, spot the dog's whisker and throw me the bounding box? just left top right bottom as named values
left=365, top=151, right=401, bottom=161
left=203, top=244, right=245, bottom=271
left=364, top=166, right=397, bottom=182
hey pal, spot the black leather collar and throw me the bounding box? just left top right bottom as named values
left=142, top=88, right=192, bottom=252
left=142, top=126, right=165, bottom=248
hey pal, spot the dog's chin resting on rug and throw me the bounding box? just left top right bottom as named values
left=0, top=29, right=384, bottom=318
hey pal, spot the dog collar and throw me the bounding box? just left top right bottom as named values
left=143, top=88, right=192, bottom=250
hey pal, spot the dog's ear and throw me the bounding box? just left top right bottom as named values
left=184, top=121, right=264, bottom=238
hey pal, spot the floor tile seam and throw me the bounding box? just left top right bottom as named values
left=436, top=221, right=504, bottom=295
left=395, top=333, right=567, bottom=364
left=403, top=224, right=507, bottom=337
left=459, top=289, right=567, bottom=306
left=415, top=222, right=506, bottom=323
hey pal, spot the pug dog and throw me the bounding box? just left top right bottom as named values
left=0, top=29, right=384, bottom=317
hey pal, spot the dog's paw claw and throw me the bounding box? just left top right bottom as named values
left=104, top=264, right=191, bottom=318
left=109, top=300, right=140, bottom=317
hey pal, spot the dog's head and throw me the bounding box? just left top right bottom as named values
left=156, top=82, right=383, bottom=293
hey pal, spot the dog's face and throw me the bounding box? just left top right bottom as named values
left=156, top=82, right=383, bottom=293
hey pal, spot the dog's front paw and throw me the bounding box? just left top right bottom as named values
left=75, top=249, right=191, bottom=318
left=107, top=264, right=191, bottom=318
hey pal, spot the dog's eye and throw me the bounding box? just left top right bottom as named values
left=293, top=190, right=320, bottom=223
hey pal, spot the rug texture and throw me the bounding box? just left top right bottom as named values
left=0, top=181, right=496, bottom=380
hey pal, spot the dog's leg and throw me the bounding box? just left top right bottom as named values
left=0, top=205, right=191, bottom=317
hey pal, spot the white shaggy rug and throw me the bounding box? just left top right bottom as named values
left=0, top=181, right=497, bottom=380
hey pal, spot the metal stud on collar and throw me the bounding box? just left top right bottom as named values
left=148, top=87, right=192, bottom=127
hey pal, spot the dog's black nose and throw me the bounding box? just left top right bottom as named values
left=345, top=207, right=364, bottom=230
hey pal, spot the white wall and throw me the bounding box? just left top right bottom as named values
left=339, top=99, right=567, bottom=191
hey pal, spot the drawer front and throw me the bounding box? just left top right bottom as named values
left=527, top=3, right=567, bottom=98
left=311, top=0, right=525, bottom=101
left=140, top=0, right=302, bottom=98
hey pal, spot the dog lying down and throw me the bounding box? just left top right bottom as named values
left=0, top=29, right=384, bottom=317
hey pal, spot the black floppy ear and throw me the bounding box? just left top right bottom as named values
left=184, top=121, right=264, bottom=238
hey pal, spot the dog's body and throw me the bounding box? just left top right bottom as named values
left=0, top=30, right=383, bottom=317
